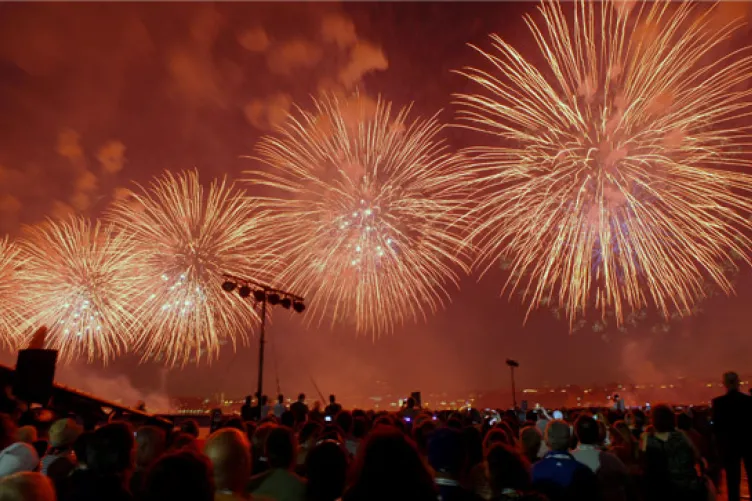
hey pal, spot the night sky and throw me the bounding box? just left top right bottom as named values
left=1, top=2, right=751, bottom=404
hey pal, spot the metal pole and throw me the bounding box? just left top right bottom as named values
left=510, top=366, right=517, bottom=409
left=256, top=297, right=267, bottom=407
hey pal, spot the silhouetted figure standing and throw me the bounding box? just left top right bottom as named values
left=241, top=396, right=254, bottom=422
left=291, top=394, right=309, bottom=425
left=712, top=371, right=752, bottom=501
left=325, top=395, right=342, bottom=418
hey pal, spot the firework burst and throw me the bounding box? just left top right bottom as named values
left=246, top=94, right=470, bottom=336
left=455, top=0, right=752, bottom=327
left=0, top=238, right=30, bottom=350
left=109, top=171, right=262, bottom=367
left=20, top=217, right=140, bottom=363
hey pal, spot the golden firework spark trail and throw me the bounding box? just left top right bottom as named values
left=0, top=238, right=30, bottom=350
left=455, top=0, right=752, bottom=327
left=245, top=94, right=471, bottom=336
left=20, top=217, right=140, bottom=363
left=109, top=171, right=263, bottom=367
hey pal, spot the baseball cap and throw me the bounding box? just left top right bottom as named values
left=0, top=443, right=40, bottom=477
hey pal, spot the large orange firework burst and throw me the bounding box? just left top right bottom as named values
left=109, top=171, right=262, bottom=367
left=455, top=0, right=752, bottom=327
left=0, top=238, right=30, bottom=350
left=20, top=217, right=139, bottom=363
left=246, top=95, right=469, bottom=335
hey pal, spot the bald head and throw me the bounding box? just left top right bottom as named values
left=204, top=428, right=251, bottom=493
left=545, top=419, right=571, bottom=452
left=0, top=472, right=56, bottom=501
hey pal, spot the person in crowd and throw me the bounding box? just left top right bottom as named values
left=343, top=426, right=436, bottom=501
left=641, top=403, right=707, bottom=501
left=711, top=371, right=752, bottom=501
left=40, top=418, right=81, bottom=475
left=625, top=411, right=645, bottom=442
left=463, top=426, right=489, bottom=499
left=204, top=428, right=252, bottom=501
left=291, top=394, right=309, bottom=425
left=333, top=411, right=357, bottom=457
left=142, top=449, right=214, bottom=501
left=486, top=443, right=546, bottom=501
left=181, top=419, right=201, bottom=439
left=413, top=419, right=436, bottom=459
left=15, top=427, right=36, bottom=446
left=484, top=428, right=513, bottom=455
left=0, top=443, right=39, bottom=478
left=608, top=421, right=639, bottom=473
left=296, top=422, right=323, bottom=476
left=241, top=396, right=254, bottom=422
left=248, top=425, right=306, bottom=501
left=531, top=419, right=599, bottom=501
left=65, top=422, right=134, bottom=501
left=519, top=426, right=543, bottom=464
left=305, top=440, right=347, bottom=501
left=612, top=395, right=626, bottom=413
left=170, top=433, right=198, bottom=452
left=325, top=396, right=342, bottom=418
left=427, top=427, right=481, bottom=501
left=572, top=415, right=628, bottom=475
left=274, top=395, right=286, bottom=419
left=309, top=402, right=323, bottom=423
left=130, top=425, right=166, bottom=499
left=401, top=397, right=419, bottom=420
left=251, top=422, right=276, bottom=476
left=0, top=472, right=56, bottom=501
left=260, top=396, right=271, bottom=419
left=572, top=415, right=632, bottom=501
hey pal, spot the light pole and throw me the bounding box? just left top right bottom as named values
left=506, top=359, right=519, bottom=409
left=222, top=275, right=305, bottom=406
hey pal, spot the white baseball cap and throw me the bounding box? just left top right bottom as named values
left=0, top=443, right=40, bottom=477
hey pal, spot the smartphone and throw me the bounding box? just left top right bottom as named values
left=404, top=416, right=412, bottom=423
left=553, top=410, right=564, bottom=420
left=325, top=416, right=332, bottom=422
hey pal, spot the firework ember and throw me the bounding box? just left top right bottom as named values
left=109, top=171, right=263, bottom=367
left=0, top=238, right=30, bottom=350
left=455, top=0, right=752, bottom=327
left=246, top=94, right=470, bottom=336
left=20, top=218, right=140, bottom=363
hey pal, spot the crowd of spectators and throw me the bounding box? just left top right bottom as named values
left=0, top=373, right=748, bottom=501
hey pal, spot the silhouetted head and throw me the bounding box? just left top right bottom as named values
left=278, top=394, right=284, bottom=404
left=574, top=415, right=599, bottom=446
left=143, top=449, right=214, bottom=501
left=348, top=426, right=436, bottom=501
left=298, top=393, right=306, bottom=402
left=651, top=404, right=676, bottom=433
left=724, top=371, right=740, bottom=391
left=204, top=428, right=251, bottom=494
left=306, top=440, right=347, bottom=501
left=520, top=426, right=542, bottom=463
left=487, top=443, right=531, bottom=494
left=545, top=420, right=571, bottom=452
left=180, top=420, right=200, bottom=438
left=136, top=426, right=167, bottom=470
left=266, top=426, right=296, bottom=470
left=87, top=422, right=135, bottom=477
left=329, top=395, right=336, bottom=404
